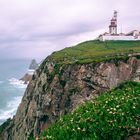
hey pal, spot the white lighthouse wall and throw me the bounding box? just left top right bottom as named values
left=137, top=36, right=140, bottom=40
left=110, top=27, right=117, bottom=34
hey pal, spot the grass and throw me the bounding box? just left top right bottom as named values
left=37, top=81, right=140, bottom=140
left=47, top=40, right=140, bottom=64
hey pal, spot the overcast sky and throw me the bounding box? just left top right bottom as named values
left=0, top=0, right=139, bottom=60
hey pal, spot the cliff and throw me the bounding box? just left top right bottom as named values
left=1, top=40, right=140, bottom=139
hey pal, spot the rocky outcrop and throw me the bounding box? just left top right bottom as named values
left=29, top=59, right=38, bottom=70
left=20, top=59, right=38, bottom=84
left=2, top=56, right=140, bottom=140
left=20, top=73, right=32, bottom=84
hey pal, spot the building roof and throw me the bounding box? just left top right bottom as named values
left=119, top=33, right=126, bottom=36
left=126, top=30, right=140, bottom=36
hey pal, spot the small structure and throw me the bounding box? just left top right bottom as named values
left=98, top=11, right=140, bottom=41
left=109, top=10, right=117, bottom=35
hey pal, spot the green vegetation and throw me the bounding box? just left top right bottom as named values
left=38, top=82, right=140, bottom=140
left=47, top=64, right=61, bottom=84
left=48, top=40, right=140, bottom=64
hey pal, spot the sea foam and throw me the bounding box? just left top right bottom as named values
left=0, top=78, right=26, bottom=124
left=0, top=96, right=22, bottom=124
left=8, top=77, right=27, bottom=89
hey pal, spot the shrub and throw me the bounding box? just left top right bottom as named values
left=39, top=81, right=140, bottom=140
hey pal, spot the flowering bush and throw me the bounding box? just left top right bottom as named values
left=40, top=81, right=140, bottom=140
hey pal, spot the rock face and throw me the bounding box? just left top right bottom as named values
left=2, top=56, right=140, bottom=140
left=20, top=59, right=38, bottom=84
left=20, top=73, right=32, bottom=84
left=29, top=59, right=38, bottom=70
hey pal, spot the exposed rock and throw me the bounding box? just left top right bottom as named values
left=128, top=135, right=140, bottom=140
left=20, top=59, right=38, bottom=84
left=20, top=73, right=32, bottom=84
left=29, top=59, right=38, bottom=70
left=2, top=56, right=140, bottom=140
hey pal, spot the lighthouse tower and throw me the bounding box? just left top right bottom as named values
left=109, top=11, right=117, bottom=35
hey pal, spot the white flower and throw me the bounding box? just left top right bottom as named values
left=122, top=113, right=125, bottom=115
left=114, top=108, right=116, bottom=111
left=77, top=127, right=81, bottom=130
left=133, top=106, right=136, bottom=109
left=116, top=105, right=119, bottom=108
left=105, top=101, right=108, bottom=104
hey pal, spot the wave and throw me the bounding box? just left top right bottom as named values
left=0, top=78, right=26, bottom=124
left=0, top=96, right=22, bottom=124
left=27, top=69, right=35, bottom=75
left=8, top=77, right=27, bottom=89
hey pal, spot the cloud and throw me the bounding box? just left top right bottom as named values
left=0, top=0, right=139, bottom=59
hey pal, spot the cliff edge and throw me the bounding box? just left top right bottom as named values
left=1, top=40, right=140, bottom=140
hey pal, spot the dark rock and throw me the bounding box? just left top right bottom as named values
left=128, top=135, right=140, bottom=140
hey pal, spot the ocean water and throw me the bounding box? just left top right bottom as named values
left=0, top=59, right=30, bottom=124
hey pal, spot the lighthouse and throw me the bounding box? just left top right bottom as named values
left=109, top=11, right=117, bottom=35
left=98, top=11, right=140, bottom=41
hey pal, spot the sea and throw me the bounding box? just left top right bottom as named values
left=0, top=59, right=31, bottom=125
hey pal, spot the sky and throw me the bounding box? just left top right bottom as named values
left=0, top=0, right=139, bottom=60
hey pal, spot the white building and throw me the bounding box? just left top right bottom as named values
left=98, top=11, right=140, bottom=41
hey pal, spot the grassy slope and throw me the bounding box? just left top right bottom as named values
left=48, top=40, right=140, bottom=64
left=39, top=82, right=140, bottom=140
